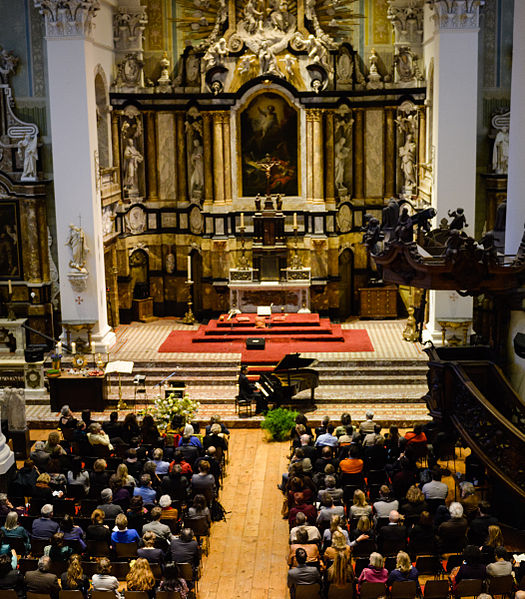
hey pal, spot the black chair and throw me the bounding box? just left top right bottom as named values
left=110, top=561, right=131, bottom=580
left=86, top=540, right=111, bottom=557
left=381, top=538, right=406, bottom=556
left=177, top=562, right=199, bottom=593
left=27, top=593, right=52, bottom=599
left=360, top=582, right=386, bottom=599
left=423, top=580, right=450, bottom=599
left=155, top=592, right=182, bottom=599
left=0, top=591, right=19, bottom=599
left=115, top=541, right=138, bottom=559
left=352, top=539, right=377, bottom=558
left=415, top=555, right=444, bottom=578
left=486, top=575, right=514, bottom=598
left=185, top=516, right=210, bottom=556
left=51, top=500, right=76, bottom=517
left=453, top=579, right=483, bottom=598
left=30, top=537, right=48, bottom=557
left=59, top=591, right=84, bottom=599
left=17, top=558, right=39, bottom=575
left=384, top=556, right=397, bottom=572
left=426, top=498, right=446, bottom=515
left=343, top=485, right=362, bottom=506
left=81, top=561, right=98, bottom=577
left=366, top=470, right=387, bottom=487
left=327, top=583, right=353, bottom=599
left=66, top=484, right=86, bottom=500
left=445, top=555, right=463, bottom=574
left=354, top=557, right=370, bottom=577
left=294, top=583, right=322, bottom=599
left=5, top=535, right=28, bottom=556
left=341, top=473, right=365, bottom=488
left=391, top=581, right=418, bottom=599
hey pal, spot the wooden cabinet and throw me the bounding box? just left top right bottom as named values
left=359, top=286, right=398, bottom=318
left=49, top=374, right=107, bottom=412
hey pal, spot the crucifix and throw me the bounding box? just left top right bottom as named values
left=256, top=153, right=280, bottom=196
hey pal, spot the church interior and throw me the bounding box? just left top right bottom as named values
left=0, top=0, right=525, bottom=596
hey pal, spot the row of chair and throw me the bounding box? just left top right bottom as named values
left=0, top=589, right=183, bottom=599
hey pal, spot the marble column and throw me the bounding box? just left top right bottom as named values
left=418, top=107, right=426, bottom=166
left=385, top=109, right=396, bottom=198
left=111, top=112, right=120, bottom=175
left=175, top=112, right=187, bottom=204
left=222, top=112, right=232, bottom=204
left=423, top=0, right=483, bottom=344
left=325, top=112, right=335, bottom=207
left=312, top=110, right=324, bottom=203
left=145, top=111, right=158, bottom=201
left=306, top=112, right=314, bottom=201
left=354, top=110, right=365, bottom=199
left=213, top=112, right=225, bottom=205
left=36, top=0, right=115, bottom=350
left=505, top=0, right=525, bottom=254
left=202, top=112, right=214, bottom=207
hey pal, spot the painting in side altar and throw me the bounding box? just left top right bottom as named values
left=240, top=92, right=298, bottom=196
left=0, top=202, right=21, bottom=278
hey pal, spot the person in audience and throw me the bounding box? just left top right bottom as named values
left=103, top=411, right=122, bottom=442
left=188, top=494, right=212, bottom=526
left=97, top=488, right=124, bottom=519
left=289, top=512, right=321, bottom=544
left=126, top=495, right=148, bottom=535
left=158, top=562, right=189, bottom=599
left=359, top=411, right=376, bottom=436
left=121, top=413, right=141, bottom=445
left=143, top=506, right=172, bottom=544
left=373, top=485, right=399, bottom=520
left=325, top=530, right=354, bottom=588
left=159, top=495, right=179, bottom=520
left=364, top=435, right=388, bottom=471
left=350, top=515, right=375, bottom=543
left=288, top=528, right=320, bottom=566
left=339, top=445, right=364, bottom=474
left=142, top=461, right=162, bottom=490
left=0, top=530, right=16, bottom=569
left=437, top=502, right=468, bottom=551
left=315, top=424, right=338, bottom=448
left=87, top=422, right=113, bottom=451
left=67, top=459, right=90, bottom=495
left=168, top=450, right=193, bottom=476
left=13, top=458, right=39, bottom=494
left=134, top=474, right=158, bottom=506
left=59, top=515, right=86, bottom=552
left=152, top=448, right=170, bottom=476
left=480, top=525, right=504, bottom=565
left=2, top=511, right=30, bottom=555
left=0, top=495, right=15, bottom=519
left=350, top=489, right=373, bottom=519
left=170, top=528, right=200, bottom=574
left=191, top=460, right=216, bottom=504
left=125, top=448, right=143, bottom=479
left=363, top=424, right=382, bottom=447
left=141, top=414, right=161, bottom=446
left=205, top=415, right=230, bottom=437
left=91, top=557, right=121, bottom=598
left=32, top=473, right=54, bottom=502
left=468, top=501, right=499, bottom=545
left=407, top=510, right=434, bottom=555
left=111, top=463, right=136, bottom=489
left=323, top=514, right=350, bottom=548
left=0, top=553, right=23, bottom=598
left=91, top=459, right=110, bottom=489
left=486, top=545, right=512, bottom=577
left=203, top=423, right=228, bottom=453
left=30, top=441, right=50, bottom=469
left=289, top=498, right=317, bottom=529
left=111, top=513, right=140, bottom=546
left=46, top=458, right=67, bottom=493
left=287, top=547, right=321, bottom=590
left=387, top=550, right=420, bottom=592
left=81, top=410, right=93, bottom=428
left=357, top=551, right=388, bottom=590
left=337, top=425, right=355, bottom=448
left=25, top=556, right=60, bottom=599
left=60, top=554, right=89, bottom=597
left=385, top=426, right=401, bottom=461
left=378, top=510, right=407, bottom=553
left=317, top=493, right=345, bottom=529
left=334, top=413, right=352, bottom=438
left=460, top=482, right=481, bottom=520
left=32, top=504, right=59, bottom=539
left=138, top=531, right=165, bottom=564
left=58, top=405, right=78, bottom=440
left=195, top=446, right=222, bottom=486
left=44, top=532, right=73, bottom=562
left=43, top=431, right=66, bottom=457
left=126, top=557, right=156, bottom=598
left=297, top=434, right=317, bottom=462
left=86, top=509, right=111, bottom=542
left=421, top=468, right=448, bottom=501
left=318, top=475, right=343, bottom=504
left=314, top=446, right=338, bottom=473
left=453, top=545, right=486, bottom=586
left=400, top=485, right=428, bottom=517
left=404, top=424, right=427, bottom=446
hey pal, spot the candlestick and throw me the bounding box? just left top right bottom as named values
left=187, top=254, right=192, bottom=282
left=240, top=212, right=245, bottom=228
left=56, top=342, right=62, bottom=355
left=71, top=341, right=76, bottom=354
left=293, top=212, right=298, bottom=230
left=91, top=341, right=96, bottom=354
left=7, top=280, right=12, bottom=294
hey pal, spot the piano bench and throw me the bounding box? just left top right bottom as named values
left=235, top=395, right=253, bottom=418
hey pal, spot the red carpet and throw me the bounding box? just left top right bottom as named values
left=159, top=313, right=373, bottom=363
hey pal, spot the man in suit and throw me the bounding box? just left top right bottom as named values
left=31, top=504, right=59, bottom=539
left=437, top=501, right=468, bottom=552
left=287, top=548, right=321, bottom=591
left=170, top=528, right=201, bottom=575
left=238, top=365, right=265, bottom=414
left=25, top=556, right=60, bottom=599
left=378, top=510, right=407, bottom=553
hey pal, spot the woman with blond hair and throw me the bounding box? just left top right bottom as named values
left=350, top=489, right=372, bottom=519
left=61, top=554, right=89, bottom=597
left=387, top=550, right=420, bottom=592
left=350, top=515, right=376, bottom=543
left=126, top=557, right=156, bottom=598
left=43, top=431, right=66, bottom=457
left=481, top=525, right=504, bottom=564
left=32, top=473, right=54, bottom=501
left=1, top=511, right=30, bottom=555
left=400, top=485, right=428, bottom=518
left=91, top=557, right=121, bottom=598
left=325, top=530, right=354, bottom=588
left=322, top=514, right=350, bottom=549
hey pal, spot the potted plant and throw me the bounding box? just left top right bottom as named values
left=151, top=392, right=200, bottom=431
left=50, top=351, right=62, bottom=371
left=260, top=407, right=298, bottom=441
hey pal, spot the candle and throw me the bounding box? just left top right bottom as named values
left=71, top=342, right=76, bottom=354
left=240, top=212, right=245, bottom=228
left=293, top=212, right=298, bottom=229
left=7, top=280, right=11, bottom=294
left=91, top=341, right=96, bottom=354
left=56, top=342, right=62, bottom=355
left=187, top=254, right=191, bottom=281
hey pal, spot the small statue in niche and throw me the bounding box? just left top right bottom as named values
left=17, top=133, right=38, bottom=181
left=258, top=41, right=280, bottom=75
left=189, top=138, right=204, bottom=201
left=123, top=137, right=143, bottom=195
left=157, top=51, right=171, bottom=86
left=399, top=133, right=416, bottom=191
left=66, top=224, right=89, bottom=272
left=165, top=247, right=175, bottom=274
left=492, top=127, right=509, bottom=174
left=334, top=135, right=350, bottom=193
left=448, top=207, right=468, bottom=231
left=4, top=388, right=26, bottom=431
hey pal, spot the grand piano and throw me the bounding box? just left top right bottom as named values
left=256, top=353, right=319, bottom=405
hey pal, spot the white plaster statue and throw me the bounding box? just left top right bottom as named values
left=399, top=133, right=417, bottom=190
left=165, top=250, right=175, bottom=274
left=369, top=48, right=379, bottom=75
left=258, top=41, right=280, bottom=75
left=158, top=51, right=171, bottom=86
left=4, top=388, right=26, bottom=431
left=66, top=224, right=88, bottom=272
left=334, top=136, right=350, bottom=191
left=203, top=37, right=227, bottom=71
left=47, top=228, right=60, bottom=309
left=337, top=51, right=353, bottom=83
left=280, top=54, right=296, bottom=78
left=307, top=34, right=329, bottom=69
left=17, top=133, right=38, bottom=181
left=270, top=0, right=291, bottom=32
left=238, top=54, right=256, bottom=74
left=123, top=137, right=143, bottom=194
left=243, top=0, right=264, bottom=34
left=492, top=128, right=509, bottom=174
left=189, top=138, right=204, bottom=199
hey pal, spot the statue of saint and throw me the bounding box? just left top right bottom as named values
left=17, top=133, right=38, bottom=181
left=399, top=133, right=416, bottom=189
left=189, top=139, right=204, bottom=200
left=334, top=136, right=350, bottom=191
left=492, top=127, right=509, bottom=174
left=66, top=224, right=88, bottom=272
left=123, top=137, right=143, bottom=194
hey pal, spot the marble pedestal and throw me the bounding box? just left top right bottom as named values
left=229, top=281, right=311, bottom=313
left=0, top=319, right=27, bottom=355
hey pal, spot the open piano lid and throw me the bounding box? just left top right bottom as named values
left=273, top=353, right=318, bottom=371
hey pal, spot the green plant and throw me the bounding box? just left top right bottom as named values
left=150, top=392, right=200, bottom=429
left=260, top=407, right=298, bottom=441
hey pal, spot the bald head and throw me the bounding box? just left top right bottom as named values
left=389, top=510, right=400, bottom=523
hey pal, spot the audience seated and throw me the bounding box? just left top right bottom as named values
left=44, top=532, right=73, bottom=562
left=350, top=489, right=372, bottom=519
left=30, top=441, right=50, bottom=470
left=32, top=473, right=55, bottom=502
left=437, top=502, right=468, bottom=552
left=97, top=488, right=124, bottom=519
left=25, top=556, right=60, bottom=599
left=32, top=504, right=60, bottom=539
left=142, top=506, right=172, bottom=544
left=91, top=556, right=122, bottom=598
left=387, top=550, right=420, bottom=592
left=325, top=530, right=354, bottom=590
left=486, top=545, right=512, bottom=577
left=287, top=547, right=321, bottom=589
left=126, top=557, right=156, bottom=598
left=86, top=508, right=111, bottom=542
left=453, top=545, right=486, bottom=587
left=60, top=554, right=89, bottom=597
left=288, top=528, right=321, bottom=566
left=421, top=468, right=448, bottom=501
left=126, top=495, right=148, bottom=535
left=359, top=411, right=376, bottom=436
left=158, top=562, right=189, bottom=599
left=170, top=527, right=201, bottom=575
left=357, top=551, right=388, bottom=590
left=138, top=531, right=165, bottom=564
left=468, top=501, right=499, bottom=545
left=373, top=485, right=399, bottom=519
left=111, top=513, right=141, bottom=546
left=191, top=460, right=216, bottom=505
left=159, top=494, right=179, bottom=520
left=290, top=512, right=321, bottom=544
left=378, top=510, right=407, bottom=553
left=1, top=511, right=30, bottom=555
left=134, top=474, right=158, bottom=506
left=0, top=553, right=23, bottom=598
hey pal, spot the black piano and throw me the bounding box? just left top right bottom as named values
left=257, top=353, right=319, bottom=405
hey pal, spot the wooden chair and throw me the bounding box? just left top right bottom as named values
left=360, top=582, right=386, bottom=599
left=391, top=581, right=418, bottom=599
left=453, top=579, right=483, bottom=598
left=59, top=591, right=84, bottom=599
left=415, top=555, right=444, bottom=578
left=150, top=563, right=163, bottom=580
left=177, top=562, right=198, bottom=593
left=327, top=583, right=354, bottom=599
left=111, top=561, right=131, bottom=580
left=5, top=535, right=28, bottom=556
left=49, top=561, right=67, bottom=577
left=155, top=592, right=182, bottom=599
left=91, top=592, right=117, bottom=599
left=0, top=590, right=19, bottom=599
left=294, top=583, right=322, bottom=599
left=81, top=561, right=98, bottom=577
left=486, top=575, right=514, bottom=598
left=185, top=515, right=211, bottom=556
left=115, top=541, right=138, bottom=558
left=353, top=558, right=370, bottom=578
left=86, top=540, right=111, bottom=557
left=423, top=580, right=450, bottom=599
left=384, top=556, right=397, bottom=572
left=30, top=537, right=48, bottom=557
left=124, top=592, right=149, bottom=599
left=352, top=539, right=377, bottom=558
left=27, top=594, right=52, bottom=599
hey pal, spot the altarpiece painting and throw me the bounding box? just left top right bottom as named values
left=0, top=201, right=21, bottom=278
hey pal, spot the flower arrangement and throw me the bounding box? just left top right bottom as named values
left=152, top=392, right=200, bottom=428
left=50, top=352, right=62, bottom=361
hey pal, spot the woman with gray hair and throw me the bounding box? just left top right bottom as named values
left=357, top=552, right=388, bottom=590
left=87, top=423, right=113, bottom=451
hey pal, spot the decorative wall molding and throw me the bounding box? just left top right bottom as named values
left=33, top=0, right=101, bottom=38
left=429, top=0, right=485, bottom=30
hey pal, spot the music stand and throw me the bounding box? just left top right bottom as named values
left=105, top=360, right=134, bottom=410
